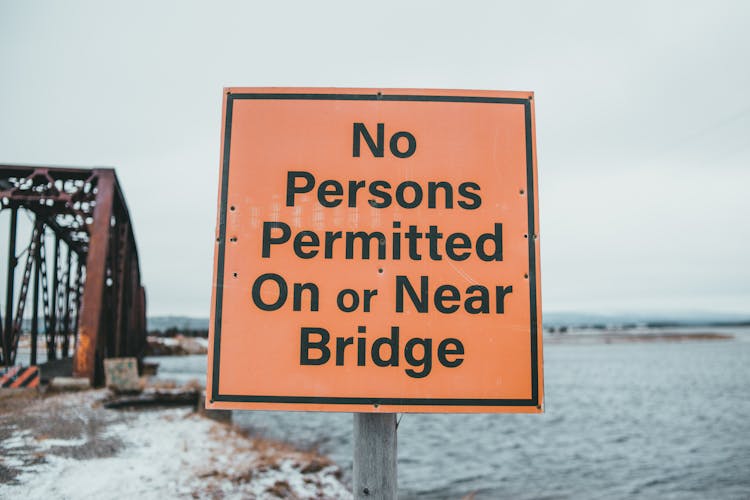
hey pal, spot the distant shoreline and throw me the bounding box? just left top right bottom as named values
left=146, top=314, right=750, bottom=334
left=544, top=331, right=733, bottom=344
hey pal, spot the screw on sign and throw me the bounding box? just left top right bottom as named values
left=206, top=88, right=543, bottom=497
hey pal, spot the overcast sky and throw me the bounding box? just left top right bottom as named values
left=1, top=1, right=748, bottom=316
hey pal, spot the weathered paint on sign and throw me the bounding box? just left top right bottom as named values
left=207, top=88, right=543, bottom=413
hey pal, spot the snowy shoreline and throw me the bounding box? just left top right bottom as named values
left=0, top=388, right=350, bottom=498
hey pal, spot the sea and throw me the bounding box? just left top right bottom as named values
left=150, top=325, right=750, bottom=499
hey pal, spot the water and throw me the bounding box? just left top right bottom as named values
left=149, top=327, right=750, bottom=499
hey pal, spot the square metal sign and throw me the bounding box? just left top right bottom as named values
left=207, top=88, right=543, bottom=413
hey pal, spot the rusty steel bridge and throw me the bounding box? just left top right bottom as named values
left=0, top=165, right=146, bottom=385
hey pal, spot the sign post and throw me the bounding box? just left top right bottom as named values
left=207, top=87, right=542, bottom=495
left=353, top=413, right=397, bottom=499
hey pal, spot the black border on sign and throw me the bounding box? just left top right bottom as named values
left=211, top=92, right=540, bottom=408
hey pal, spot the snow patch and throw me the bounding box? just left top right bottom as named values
left=0, top=405, right=349, bottom=498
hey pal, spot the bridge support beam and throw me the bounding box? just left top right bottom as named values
left=73, top=170, right=115, bottom=383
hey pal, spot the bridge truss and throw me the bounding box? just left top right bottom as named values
left=0, top=165, right=146, bottom=385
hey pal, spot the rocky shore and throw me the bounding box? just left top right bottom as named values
left=145, top=335, right=209, bottom=356
left=0, top=385, right=349, bottom=498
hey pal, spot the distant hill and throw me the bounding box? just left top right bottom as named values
left=542, top=311, right=750, bottom=328
left=147, top=312, right=750, bottom=333
left=147, top=316, right=209, bottom=332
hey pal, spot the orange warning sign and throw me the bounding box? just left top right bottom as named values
left=207, top=88, right=543, bottom=413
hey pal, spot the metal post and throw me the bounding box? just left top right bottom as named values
left=62, top=244, right=72, bottom=357
left=31, top=235, right=41, bottom=366
left=113, top=221, right=130, bottom=357
left=3, top=207, right=18, bottom=367
left=50, top=233, right=60, bottom=358
left=353, top=413, right=397, bottom=499
left=72, top=259, right=82, bottom=351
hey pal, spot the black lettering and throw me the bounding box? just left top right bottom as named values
left=324, top=231, right=342, bottom=258
left=372, top=326, right=400, bottom=367
left=392, top=221, right=401, bottom=260
left=363, top=289, right=378, bottom=312
left=457, top=182, right=482, bottom=209
left=465, top=285, right=489, bottom=314
left=261, top=221, right=290, bottom=258
left=293, top=231, right=319, bottom=259
left=346, top=231, right=387, bottom=259
left=496, top=285, right=513, bottom=313
left=405, top=338, right=432, bottom=378
left=425, top=225, right=443, bottom=261
left=434, top=285, right=460, bottom=313
left=438, top=338, right=464, bottom=368
left=396, top=275, right=428, bottom=313
left=476, top=223, right=503, bottom=261
left=337, top=289, right=360, bottom=312
left=404, top=225, right=423, bottom=260
left=251, top=273, right=287, bottom=311
left=445, top=233, right=472, bottom=261
left=357, top=326, right=367, bottom=366
left=395, top=181, right=423, bottom=209
left=335, top=336, right=354, bottom=366
left=427, top=181, right=453, bottom=208
left=348, top=180, right=366, bottom=207
left=300, top=327, right=330, bottom=365
left=368, top=180, right=392, bottom=208
left=389, top=131, right=416, bottom=158
left=286, top=171, right=315, bottom=206
left=353, top=123, right=384, bottom=157
left=318, top=180, right=343, bottom=207
left=293, top=282, right=319, bottom=311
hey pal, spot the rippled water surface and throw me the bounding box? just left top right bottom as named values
left=152, top=327, right=750, bottom=499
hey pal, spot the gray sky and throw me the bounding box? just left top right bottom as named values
left=1, top=1, right=748, bottom=316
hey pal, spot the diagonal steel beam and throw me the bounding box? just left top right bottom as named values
left=73, top=169, right=115, bottom=383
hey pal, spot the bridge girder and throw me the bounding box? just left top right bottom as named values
left=1, top=165, right=146, bottom=385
